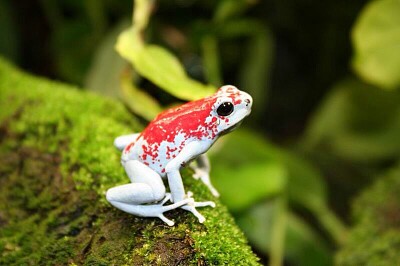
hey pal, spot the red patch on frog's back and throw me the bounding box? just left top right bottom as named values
left=141, top=96, right=218, bottom=146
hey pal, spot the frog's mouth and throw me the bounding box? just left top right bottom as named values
left=220, top=121, right=242, bottom=135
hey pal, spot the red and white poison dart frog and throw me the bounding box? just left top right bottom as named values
left=106, top=85, right=252, bottom=226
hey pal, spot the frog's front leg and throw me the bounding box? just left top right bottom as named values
left=106, top=160, right=193, bottom=226
left=191, top=154, right=220, bottom=197
left=165, top=141, right=216, bottom=223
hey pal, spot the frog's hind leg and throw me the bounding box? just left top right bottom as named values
left=106, top=160, right=191, bottom=226
left=107, top=190, right=192, bottom=226
left=114, top=133, right=141, bottom=151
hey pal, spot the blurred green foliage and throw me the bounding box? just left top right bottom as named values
left=303, top=78, right=400, bottom=162
left=352, top=0, right=400, bottom=89
left=2, top=0, right=400, bottom=265
left=336, top=165, right=400, bottom=265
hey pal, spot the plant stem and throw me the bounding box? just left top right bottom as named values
left=269, top=195, right=288, bottom=266
left=202, top=35, right=223, bottom=87
left=313, top=204, right=348, bottom=246
left=133, top=0, right=154, bottom=32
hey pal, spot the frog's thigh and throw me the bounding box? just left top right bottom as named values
left=125, top=160, right=164, bottom=188
left=107, top=160, right=166, bottom=204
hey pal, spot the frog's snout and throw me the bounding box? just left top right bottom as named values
left=244, top=96, right=253, bottom=109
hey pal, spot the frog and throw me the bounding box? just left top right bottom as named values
left=106, top=85, right=252, bottom=226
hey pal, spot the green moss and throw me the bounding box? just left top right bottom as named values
left=0, top=57, right=259, bottom=265
left=336, top=166, right=400, bottom=265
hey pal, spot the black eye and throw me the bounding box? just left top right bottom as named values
left=217, top=102, right=234, bottom=116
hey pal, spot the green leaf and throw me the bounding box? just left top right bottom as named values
left=212, top=129, right=346, bottom=243
left=85, top=20, right=130, bottom=98
left=116, top=27, right=216, bottom=100
left=278, top=150, right=327, bottom=212
left=120, top=70, right=163, bottom=121
left=237, top=200, right=332, bottom=266
left=277, top=147, right=347, bottom=244
left=214, top=129, right=328, bottom=211
left=352, top=0, right=400, bottom=89
left=303, top=78, right=400, bottom=162
left=214, top=0, right=255, bottom=22
left=209, top=130, right=287, bottom=212
left=212, top=161, right=287, bottom=212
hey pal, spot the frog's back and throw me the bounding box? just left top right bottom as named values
left=142, top=97, right=217, bottom=145
left=122, top=97, right=218, bottom=175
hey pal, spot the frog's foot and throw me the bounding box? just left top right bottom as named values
left=180, top=191, right=216, bottom=223
left=192, top=168, right=201, bottom=180
left=156, top=195, right=194, bottom=226
left=108, top=191, right=194, bottom=226
left=185, top=191, right=216, bottom=207
left=192, top=169, right=220, bottom=197
left=186, top=191, right=216, bottom=208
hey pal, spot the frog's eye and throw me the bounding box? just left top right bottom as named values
left=217, top=102, right=234, bottom=116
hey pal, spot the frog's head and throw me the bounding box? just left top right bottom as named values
left=212, top=85, right=252, bottom=135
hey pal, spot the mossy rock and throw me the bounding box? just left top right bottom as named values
left=0, top=58, right=260, bottom=265
left=335, top=165, right=400, bottom=266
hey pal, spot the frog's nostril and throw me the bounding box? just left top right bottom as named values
left=244, top=99, right=251, bottom=106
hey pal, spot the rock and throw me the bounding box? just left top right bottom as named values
left=0, top=58, right=259, bottom=265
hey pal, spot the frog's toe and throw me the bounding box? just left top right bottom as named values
left=210, top=187, right=220, bottom=197
left=193, top=201, right=216, bottom=208
left=158, top=214, right=174, bottom=226
left=160, top=198, right=192, bottom=211
left=155, top=198, right=194, bottom=226
left=186, top=191, right=194, bottom=198
left=182, top=205, right=206, bottom=223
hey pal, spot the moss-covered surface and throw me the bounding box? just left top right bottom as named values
left=0, top=58, right=259, bottom=265
left=335, top=165, right=400, bottom=266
